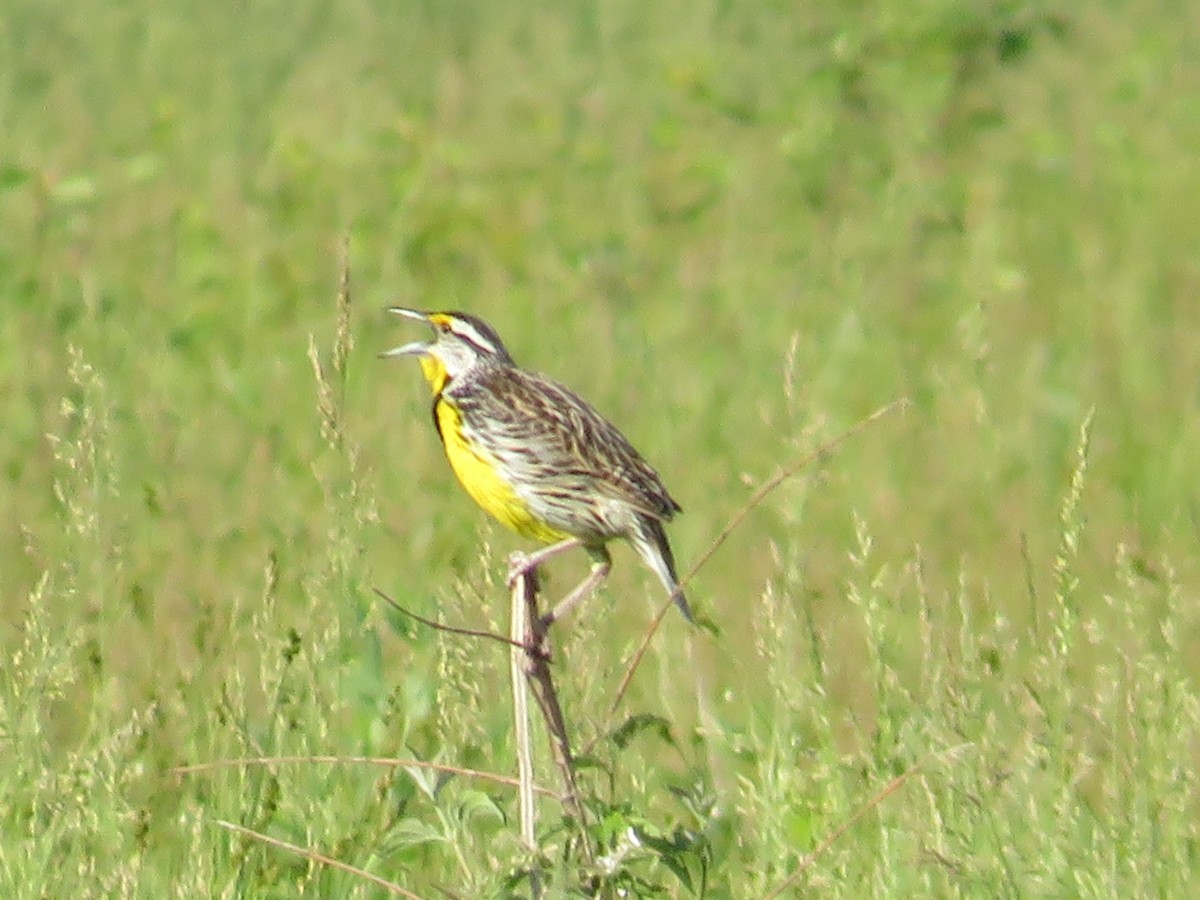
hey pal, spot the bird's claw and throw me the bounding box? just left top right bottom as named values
left=506, top=551, right=535, bottom=589
left=520, top=635, right=553, bottom=664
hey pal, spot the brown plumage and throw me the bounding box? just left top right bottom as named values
left=452, top=366, right=682, bottom=529
left=383, top=308, right=693, bottom=622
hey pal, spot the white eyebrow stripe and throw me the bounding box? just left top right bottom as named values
left=450, top=319, right=499, bottom=355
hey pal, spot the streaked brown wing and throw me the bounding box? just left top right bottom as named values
left=453, top=367, right=681, bottom=521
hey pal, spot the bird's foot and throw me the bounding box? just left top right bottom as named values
left=505, top=551, right=537, bottom=589
left=521, top=631, right=554, bottom=664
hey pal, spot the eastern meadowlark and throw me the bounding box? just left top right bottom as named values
left=382, top=308, right=693, bottom=625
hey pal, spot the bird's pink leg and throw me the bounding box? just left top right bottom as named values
left=505, top=537, right=583, bottom=587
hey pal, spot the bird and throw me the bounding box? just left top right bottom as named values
left=381, top=308, right=693, bottom=627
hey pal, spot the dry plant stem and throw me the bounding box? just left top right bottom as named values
left=760, top=771, right=913, bottom=899
left=333, top=238, right=353, bottom=415
left=515, top=565, right=597, bottom=867
left=608, top=397, right=910, bottom=717
left=761, top=743, right=971, bottom=899
left=509, top=558, right=541, bottom=896
left=212, top=819, right=424, bottom=899
left=172, top=755, right=556, bottom=796
left=373, top=587, right=524, bottom=650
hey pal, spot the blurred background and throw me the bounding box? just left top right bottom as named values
left=3, top=0, right=1199, bottom=894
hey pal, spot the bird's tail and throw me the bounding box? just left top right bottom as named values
left=631, top=516, right=694, bottom=622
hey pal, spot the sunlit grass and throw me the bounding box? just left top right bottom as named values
left=3, top=0, right=1200, bottom=894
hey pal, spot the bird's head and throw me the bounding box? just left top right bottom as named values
left=380, top=308, right=515, bottom=394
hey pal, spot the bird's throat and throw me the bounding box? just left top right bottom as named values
left=419, top=355, right=449, bottom=395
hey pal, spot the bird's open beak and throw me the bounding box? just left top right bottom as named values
left=379, top=307, right=431, bottom=358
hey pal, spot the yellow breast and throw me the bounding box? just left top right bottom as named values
left=435, top=398, right=568, bottom=544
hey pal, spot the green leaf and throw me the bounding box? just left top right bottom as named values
left=609, top=713, right=675, bottom=750
left=385, top=817, right=446, bottom=849
left=457, top=790, right=504, bottom=829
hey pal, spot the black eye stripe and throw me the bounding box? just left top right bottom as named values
left=450, top=320, right=498, bottom=355
left=434, top=311, right=516, bottom=365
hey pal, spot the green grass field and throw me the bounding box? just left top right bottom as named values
left=4, top=0, right=1200, bottom=895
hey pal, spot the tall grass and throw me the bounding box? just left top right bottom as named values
left=3, top=0, right=1200, bottom=895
